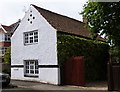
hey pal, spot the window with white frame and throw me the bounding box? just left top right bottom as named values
left=24, top=30, right=38, bottom=45
left=5, top=34, right=11, bottom=42
left=24, top=60, right=39, bottom=77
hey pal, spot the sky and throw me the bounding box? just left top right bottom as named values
left=0, top=0, right=88, bottom=26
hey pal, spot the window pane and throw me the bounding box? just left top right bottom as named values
left=34, top=35, right=38, bottom=42
left=30, top=70, right=34, bottom=74
left=34, top=31, right=38, bottom=35
left=24, top=33, right=29, bottom=44
left=30, top=32, right=33, bottom=35
left=30, top=37, right=33, bottom=43
left=34, top=39, right=38, bottom=42
left=34, top=36, right=38, bottom=38
left=26, top=66, right=29, bottom=69
left=25, top=40, right=28, bottom=43
left=26, top=61, right=29, bottom=65
left=35, top=70, right=38, bottom=74
left=25, top=34, right=28, bottom=36
left=30, top=37, right=33, bottom=39
left=26, top=70, right=29, bottom=73
left=30, top=61, right=34, bottom=64
left=8, top=37, right=10, bottom=41
left=35, top=65, right=38, bottom=69
left=30, top=40, right=33, bottom=43
left=5, top=35, right=7, bottom=41
left=30, top=66, right=34, bottom=69
left=25, top=37, right=28, bottom=39
left=35, top=61, right=38, bottom=65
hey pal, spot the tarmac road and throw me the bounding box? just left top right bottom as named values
left=1, top=80, right=110, bottom=92
left=2, top=89, right=110, bottom=92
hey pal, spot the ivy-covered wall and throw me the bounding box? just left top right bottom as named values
left=57, top=32, right=109, bottom=81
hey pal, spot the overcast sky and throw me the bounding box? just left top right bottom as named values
left=0, top=0, right=88, bottom=26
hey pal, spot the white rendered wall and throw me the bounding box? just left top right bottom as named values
left=0, top=33, right=4, bottom=42
left=11, top=5, right=59, bottom=85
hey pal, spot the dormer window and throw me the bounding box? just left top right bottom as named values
left=24, top=30, right=38, bottom=45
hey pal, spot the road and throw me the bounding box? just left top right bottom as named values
left=1, top=80, right=110, bottom=92
left=2, top=89, right=110, bottom=92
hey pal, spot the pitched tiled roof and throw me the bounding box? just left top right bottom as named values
left=1, top=25, right=11, bottom=33
left=1, top=21, right=20, bottom=33
left=32, top=4, right=105, bottom=41
left=0, top=28, right=4, bottom=33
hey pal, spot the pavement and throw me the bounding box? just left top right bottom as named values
left=5, top=80, right=110, bottom=91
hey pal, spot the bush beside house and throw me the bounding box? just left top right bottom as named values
left=3, top=47, right=11, bottom=75
left=57, top=32, right=109, bottom=82
left=4, top=47, right=11, bottom=64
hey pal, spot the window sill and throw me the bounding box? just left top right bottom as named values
left=24, top=75, right=39, bottom=78
left=24, top=42, right=38, bottom=46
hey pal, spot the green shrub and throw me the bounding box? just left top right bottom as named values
left=57, top=32, right=109, bottom=81
left=4, top=47, right=11, bottom=64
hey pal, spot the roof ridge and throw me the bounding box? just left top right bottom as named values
left=31, top=4, right=84, bottom=24
left=31, top=4, right=104, bottom=41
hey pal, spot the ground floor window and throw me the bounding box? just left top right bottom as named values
left=24, top=60, right=39, bottom=77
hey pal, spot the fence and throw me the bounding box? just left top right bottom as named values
left=63, top=56, right=85, bottom=86
left=108, top=62, right=120, bottom=91
left=59, top=56, right=85, bottom=86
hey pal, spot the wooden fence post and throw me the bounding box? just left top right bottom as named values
left=108, top=58, right=114, bottom=91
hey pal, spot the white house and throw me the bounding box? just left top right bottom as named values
left=11, top=4, right=104, bottom=85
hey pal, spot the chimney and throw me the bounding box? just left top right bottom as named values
left=83, top=17, right=87, bottom=24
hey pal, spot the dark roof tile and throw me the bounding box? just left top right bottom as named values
left=1, top=21, right=20, bottom=33
left=32, top=4, right=105, bottom=41
left=32, top=5, right=90, bottom=37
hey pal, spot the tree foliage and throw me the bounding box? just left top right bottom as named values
left=82, top=2, right=120, bottom=46
left=4, top=47, right=11, bottom=64
left=81, top=2, right=120, bottom=63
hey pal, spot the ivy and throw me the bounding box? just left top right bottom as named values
left=57, top=32, right=109, bottom=81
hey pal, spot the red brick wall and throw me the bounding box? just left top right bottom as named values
left=0, top=42, right=11, bottom=47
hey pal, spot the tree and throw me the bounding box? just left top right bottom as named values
left=81, top=2, right=120, bottom=63
left=4, top=47, right=11, bottom=64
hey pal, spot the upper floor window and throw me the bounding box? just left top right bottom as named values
left=5, top=34, right=11, bottom=42
left=24, top=30, right=38, bottom=45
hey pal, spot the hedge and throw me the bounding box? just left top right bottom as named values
left=57, top=32, right=109, bottom=81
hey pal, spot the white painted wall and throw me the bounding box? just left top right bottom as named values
left=0, top=25, right=5, bottom=42
left=0, top=33, right=4, bottom=42
left=11, top=5, right=59, bottom=85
